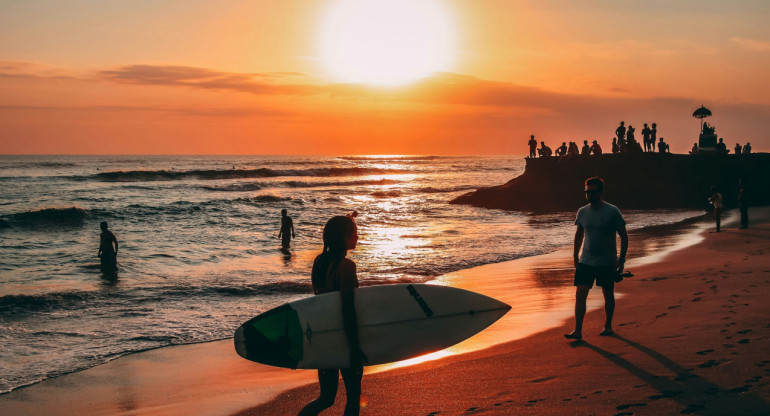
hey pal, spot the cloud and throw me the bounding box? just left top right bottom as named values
left=730, top=37, right=770, bottom=52
left=0, top=104, right=290, bottom=118
left=99, top=65, right=323, bottom=96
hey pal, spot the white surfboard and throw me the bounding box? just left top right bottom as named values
left=234, top=283, right=510, bottom=369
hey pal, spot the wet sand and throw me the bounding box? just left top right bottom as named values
left=3, top=209, right=768, bottom=415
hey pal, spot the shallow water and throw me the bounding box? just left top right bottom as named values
left=0, top=155, right=701, bottom=392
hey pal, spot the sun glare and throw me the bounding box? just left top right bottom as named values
left=318, top=0, right=454, bottom=87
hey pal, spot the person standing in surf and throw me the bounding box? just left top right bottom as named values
left=97, top=221, right=118, bottom=274
left=299, top=214, right=366, bottom=416
left=565, top=177, right=628, bottom=340
left=277, top=209, right=295, bottom=249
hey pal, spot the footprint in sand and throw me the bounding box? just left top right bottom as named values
left=656, top=313, right=668, bottom=318
left=699, top=360, right=721, bottom=368
left=614, top=413, right=634, bottom=416
left=617, top=403, right=647, bottom=410
left=737, top=329, right=752, bottom=334
left=696, top=349, right=714, bottom=355
left=681, top=403, right=705, bottom=414
left=738, top=339, right=750, bottom=344
left=648, top=391, right=682, bottom=400
left=691, top=297, right=701, bottom=302
left=668, top=305, right=681, bottom=310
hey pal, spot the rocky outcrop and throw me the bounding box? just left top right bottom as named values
left=451, top=153, right=770, bottom=212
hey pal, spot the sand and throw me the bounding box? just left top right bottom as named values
left=243, top=208, right=770, bottom=416
left=2, top=208, right=769, bottom=415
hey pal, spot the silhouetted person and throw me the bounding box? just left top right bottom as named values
left=615, top=122, right=626, bottom=142
left=565, top=177, right=628, bottom=340
left=734, top=143, right=742, bottom=155
left=650, top=123, right=657, bottom=152
left=738, top=178, right=749, bottom=229
left=708, top=186, right=724, bottom=232
left=556, top=142, right=568, bottom=156
left=299, top=215, right=366, bottom=416
left=626, top=125, right=635, bottom=145
left=581, top=140, right=591, bottom=156
left=657, top=137, right=668, bottom=153
left=716, top=138, right=727, bottom=154
left=538, top=141, right=552, bottom=157
left=743, top=142, right=752, bottom=154
left=690, top=142, right=699, bottom=154
left=611, top=137, right=618, bottom=154
left=528, top=135, right=538, bottom=158
left=278, top=209, right=295, bottom=249
left=641, top=123, right=651, bottom=152
left=590, top=140, right=602, bottom=155
left=98, top=221, right=118, bottom=274
left=568, top=141, right=579, bottom=156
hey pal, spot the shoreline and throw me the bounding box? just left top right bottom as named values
left=0, top=207, right=721, bottom=415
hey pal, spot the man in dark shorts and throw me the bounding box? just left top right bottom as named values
left=278, top=209, right=295, bottom=249
left=565, top=177, right=628, bottom=340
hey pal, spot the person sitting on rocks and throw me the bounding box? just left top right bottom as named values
left=716, top=138, right=727, bottom=154
left=556, top=142, right=568, bottom=156
left=590, top=140, right=603, bottom=155
left=734, top=143, right=742, bottom=155
left=743, top=142, right=752, bottom=154
left=658, top=137, right=668, bottom=153
left=581, top=140, right=591, bottom=156
left=690, top=142, right=699, bottom=154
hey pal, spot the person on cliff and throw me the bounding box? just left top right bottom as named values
left=734, top=143, right=742, bottom=155
left=615, top=122, right=626, bottom=143
left=611, top=137, right=618, bottom=154
left=568, top=141, right=579, bottom=156
left=528, top=135, right=538, bottom=158
left=658, top=137, right=668, bottom=153
left=650, top=123, right=658, bottom=152
left=708, top=186, right=724, bottom=233
left=556, top=142, right=568, bottom=156
left=565, top=177, right=628, bottom=340
left=538, top=141, right=553, bottom=157
left=581, top=140, right=591, bottom=156
left=743, top=142, right=752, bottom=154
left=642, top=123, right=652, bottom=152
left=625, top=125, right=636, bottom=146
left=690, top=142, right=699, bottom=154
left=716, top=138, right=728, bottom=155
left=590, top=140, right=602, bottom=155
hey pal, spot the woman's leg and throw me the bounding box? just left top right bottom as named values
left=298, top=369, right=339, bottom=416
left=340, top=366, right=363, bottom=416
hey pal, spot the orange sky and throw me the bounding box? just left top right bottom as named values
left=1, top=0, right=769, bottom=155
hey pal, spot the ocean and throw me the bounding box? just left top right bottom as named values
left=0, top=155, right=702, bottom=393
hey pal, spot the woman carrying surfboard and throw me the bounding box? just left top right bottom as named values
left=299, top=214, right=367, bottom=416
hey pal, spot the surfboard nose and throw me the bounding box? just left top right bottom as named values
left=233, top=326, right=248, bottom=359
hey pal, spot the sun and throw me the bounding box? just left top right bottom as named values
left=318, top=0, right=454, bottom=87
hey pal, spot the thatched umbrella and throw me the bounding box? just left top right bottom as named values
left=692, top=105, right=712, bottom=134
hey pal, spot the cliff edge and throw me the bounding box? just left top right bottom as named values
left=451, top=153, right=770, bottom=212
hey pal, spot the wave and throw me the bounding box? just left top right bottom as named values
left=202, top=182, right=264, bottom=192
left=416, top=185, right=479, bottom=193
left=282, top=178, right=401, bottom=188
left=3, top=207, right=88, bottom=227
left=339, top=155, right=446, bottom=162
left=91, top=167, right=404, bottom=182
left=0, top=291, right=95, bottom=314
left=370, top=190, right=402, bottom=198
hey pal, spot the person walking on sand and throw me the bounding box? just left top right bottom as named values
left=565, top=177, right=628, bottom=340
left=278, top=209, right=295, bottom=249
left=708, top=186, right=724, bottom=233
left=738, top=178, right=749, bottom=229
left=528, top=135, right=538, bottom=158
left=98, top=221, right=119, bottom=274
left=298, top=214, right=367, bottom=416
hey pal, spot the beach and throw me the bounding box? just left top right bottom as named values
left=1, top=208, right=767, bottom=415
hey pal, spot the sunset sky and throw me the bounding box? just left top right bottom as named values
left=1, top=0, right=769, bottom=155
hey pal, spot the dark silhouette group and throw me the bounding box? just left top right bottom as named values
left=527, top=121, right=668, bottom=158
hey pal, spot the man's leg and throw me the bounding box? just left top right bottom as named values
left=715, top=208, right=722, bottom=231
left=566, top=285, right=590, bottom=339
left=600, top=285, right=615, bottom=335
